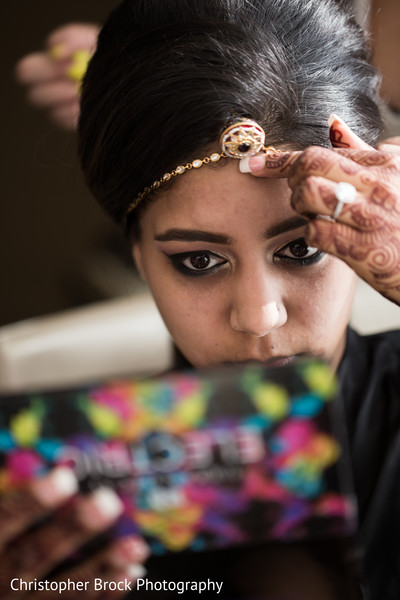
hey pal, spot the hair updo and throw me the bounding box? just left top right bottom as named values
left=78, top=0, right=382, bottom=236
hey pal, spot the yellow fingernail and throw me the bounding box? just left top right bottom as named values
left=67, top=49, right=92, bottom=82
left=49, top=44, right=65, bottom=60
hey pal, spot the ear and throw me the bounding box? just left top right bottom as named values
left=328, top=114, right=374, bottom=150
left=132, top=243, right=147, bottom=282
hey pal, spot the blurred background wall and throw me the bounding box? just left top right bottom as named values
left=1, top=0, right=142, bottom=328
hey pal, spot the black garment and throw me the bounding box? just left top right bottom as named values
left=337, top=328, right=400, bottom=599
left=131, top=329, right=400, bottom=599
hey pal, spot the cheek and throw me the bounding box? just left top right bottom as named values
left=291, top=259, right=356, bottom=340
left=149, top=279, right=228, bottom=366
left=148, top=277, right=218, bottom=336
left=319, top=260, right=356, bottom=313
left=159, top=305, right=217, bottom=368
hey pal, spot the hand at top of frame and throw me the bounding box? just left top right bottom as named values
left=241, top=117, right=400, bottom=307
left=15, top=23, right=100, bottom=130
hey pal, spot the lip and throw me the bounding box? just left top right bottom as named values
left=264, top=355, right=297, bottom=368
left=222, top=355, right=299, bottom=369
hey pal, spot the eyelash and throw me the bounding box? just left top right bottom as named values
left=168, top=251, right=227, bottom=277
left=275, top=238, right=324, bottom=266
left=167, top=238, right=324, bottom=277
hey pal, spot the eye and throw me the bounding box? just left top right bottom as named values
left=169, top=251, right=227, bottom=276
left=275, top=237, right=324, bottom=265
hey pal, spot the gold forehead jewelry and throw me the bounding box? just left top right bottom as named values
left=220, top=118, right=266, bottom=158
left=125, top=118, right=279, bottom=219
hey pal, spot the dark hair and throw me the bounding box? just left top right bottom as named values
left=78, top=0, right=382, bottom=236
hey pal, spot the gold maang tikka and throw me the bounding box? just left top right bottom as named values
left=125, top=118, right=280, bottom=218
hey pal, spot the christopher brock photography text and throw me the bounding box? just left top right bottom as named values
left=10, top=578, right=225, bottom=594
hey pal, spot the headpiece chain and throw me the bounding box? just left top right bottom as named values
left=125, top=118, right=280, bottom=221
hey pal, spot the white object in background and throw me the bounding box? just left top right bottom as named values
left=1, top=278, right=399, bottom=393
left=350, top=278, right=400, bottom=334
left=0, top=293, right=172, bottom=392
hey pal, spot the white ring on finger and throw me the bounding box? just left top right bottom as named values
left=333, top=181, right=357, bottom=220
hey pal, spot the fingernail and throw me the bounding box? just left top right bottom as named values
left=112, top=536, right=150, bottom=567
left=239, top=157, right=251, bottom=173
left=80, top=487, right=123, bottom=530
left=126, top=564, right=147, bottom=580
left=32, top=467, right=78, bottom=507
left=328, top=113, right=347, bottom=128
left=67, top=50, right=91, bottom=82
left=249, top=155, right=266, bottom=171
left=239, top=154, right=265, bottom=173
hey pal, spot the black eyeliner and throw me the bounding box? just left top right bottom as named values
left=274, top=237, right=325, bottom=267
left=276, top=250, right=325, bottom=267
left=166, top=251, right=226, bottom=277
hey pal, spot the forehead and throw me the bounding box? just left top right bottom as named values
left=140, top=161, right=295, bottom=236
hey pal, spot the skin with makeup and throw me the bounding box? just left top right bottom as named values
left=10, top=0, right=400, bottom=597
left=133, top=144, right=356, bottom=372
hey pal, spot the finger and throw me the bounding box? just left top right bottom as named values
left=15, top=52, right=63, bottom=85
left=328, top=113, right=373, bottom=150
left=305, top=217, right=368, bottom=266
left=82, top=538, right=148, bottom=598
left=46, top=23, right=100, bottom=60
left=239, top=149, right=302, bottom=178
left=28, top=567, right=144, bottom=600
left=332, top=147, right=400, bottom=169
left=306, top=219, right=400, bottom=304
left=239, top=145, right=398, bottom=182
left=27, top=80, right=78, bottom=108
left=288, top=145, right=399, bottom=191
left=378, top=136, right=400, bottom=147
left=378, top=141, right=400, bottom=155
left=239, top=144, right=399, bottom=184
left=307, top=218, right=396, bottom=273
left=0, top=467, right=78, bottom=549
left=291, top=176, right=384, bottom=231
left=28, top=536, right=149, bottom=600
left=0, top=487, right=124, bottom=598
left=50, top=100, right=80, bottom=130
left=104, top=535, right=150, bottom=571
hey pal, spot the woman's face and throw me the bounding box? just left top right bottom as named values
left=133, top=161, right=357, bottom=370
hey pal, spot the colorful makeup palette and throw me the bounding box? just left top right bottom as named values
left=0, top=361, right=356, bottom=555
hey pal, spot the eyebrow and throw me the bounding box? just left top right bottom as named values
left=154, top=216, right=308, bottom=244
left=263, top=216, right=309, bottom=240
left=154, top=229, right=233, bottom=243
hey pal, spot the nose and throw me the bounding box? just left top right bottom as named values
left=229, top=270, right=287, bottom=337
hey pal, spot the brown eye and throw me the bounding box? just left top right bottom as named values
left=289, top=239, right=309, bottom=258
left=173, top=250, right=227, bottom=274
left=190, top=253, right=210, bottom=269
left=274, top=237, right=322, bottom=265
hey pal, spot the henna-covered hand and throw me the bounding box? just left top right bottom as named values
left=0, top=468, right=148, bottom=599
left=240, top=116, right=400, bottom=306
